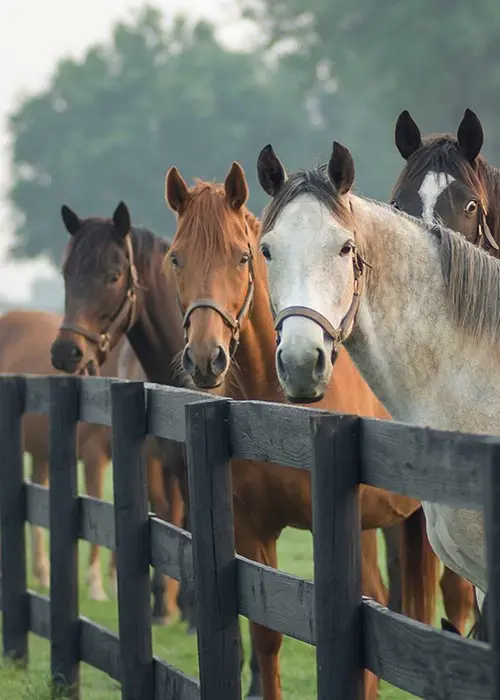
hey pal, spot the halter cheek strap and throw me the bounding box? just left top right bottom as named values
left=60, top=234, right=139, bottom=363
left=476, top=205, right=499, bottom=252
left=176, top=224, right=255, bottom=359
left=273, top=245, right=370, bottom=360
left=177, top=249, right=254, bottom=359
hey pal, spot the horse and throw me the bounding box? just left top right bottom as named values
left=0, top=308, right=184, bottom=623
left=255, top=139, right=495, bottom=640
left=48, top=202, right=258, bottom=691
left=391, top=107, right=500, bottom=255
left=0, top=308, right=118, bottom=601
left=163, top=162, right=447, bottom=700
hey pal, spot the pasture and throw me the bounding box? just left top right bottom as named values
left=0, top=459, right=418, bottom=700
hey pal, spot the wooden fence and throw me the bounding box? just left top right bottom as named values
left=0, top=374, right=498, bottom=700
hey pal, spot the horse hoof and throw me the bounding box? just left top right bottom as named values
left=152, top=614, right=176, bottom=627
left=89, top=588, right=109, bottom=602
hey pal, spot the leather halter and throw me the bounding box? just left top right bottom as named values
left=474, top=204, right=499, bottom=252
left=177, top=232, right=255, bottom=359
left=273, top=245, right=370, bottom=359
left=60, top=234, right=139, bottom=363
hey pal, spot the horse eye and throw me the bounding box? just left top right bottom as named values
left=240, top=253, right=250, bottom=265
left=107, top=271, right=121, bottom=284
left=170, top=253, right=179, bottom=268
left=390, top=200, right=400, bottom=210
left=260, top=244, right=272, bottom=262
left=340, top=242, right=353, bottom=257
left=465, top=200, right=477, bottom=215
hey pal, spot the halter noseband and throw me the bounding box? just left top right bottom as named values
left=273, top=244, right=370, bottom=359
left=177, top=223, right=255, bottom=359
left=60, top=234, right=139, bottom=364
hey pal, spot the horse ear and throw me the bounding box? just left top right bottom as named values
left=165, top=167, right=189, bottom=214
left=328, top=141, right=355, bottom=195
left=257, top=144, right=287, bottom=197
left=395, top=110, right=422, bottom=160
left=224, top=161, right=248, bottom=210
left=61, top=205, right=81, bottom=236
left=457, top=108, right=483, bottom=163
left=112, top=201, right=131, bottom=239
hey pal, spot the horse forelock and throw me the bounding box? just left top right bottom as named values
left=170, top=180, right=258, bottom=274
left=260, top=165, right=354, bottom=236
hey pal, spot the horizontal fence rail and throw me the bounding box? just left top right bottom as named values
left=0, top=373, right=498, bottom=700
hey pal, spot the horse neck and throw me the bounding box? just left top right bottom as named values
left=346, top=198, right=489, bottom=429
left=222, top=255, right=284, bottom=401
left=125, top=250, right=185, bottom=387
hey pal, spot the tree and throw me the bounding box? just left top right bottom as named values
left=242, top=0, right=500, bottom=187
left=9, top=7, right=343, bottom=262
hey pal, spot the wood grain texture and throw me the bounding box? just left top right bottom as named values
left=111, top=380, right=154, bottom=700
left=0, top=376, right=28, bottom=664
left=185, top=399, right=241, bottom=700
left=49, top=376, right=80, bottom=698
left=364, top=598, right=492, bottom=698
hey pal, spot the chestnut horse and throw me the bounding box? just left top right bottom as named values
left=163, top=163, right=441, bottom=700
left=0, top=308, right=183, bottom=622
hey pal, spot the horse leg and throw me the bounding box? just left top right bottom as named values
left=246, top=537, right=282, bottom=700
left=31, top=456, right=50, bottom=589
left=400, top=507, right=440, bottom=625
left=360, top=529, right=387, bottom=700
left=148, top=446, right=181, bottom=626
left=381, top=523, right=403, bottom=612
left=82, top=443, right=109, bottom=601
left=164, top=464, right=184, bottom=623
left=440, top=566, right=474, bottom=635
left=246, top=637, right=262, bottom=700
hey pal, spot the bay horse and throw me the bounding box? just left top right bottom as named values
left=392, top=107, right=500, bottom=255
left=389, top=107, right=500, bottom=632
left=2, top=308, right=184, bottom=622
left=256, top=139, right=495, bottom=640
left=163, top=163, right=440, bottom=700
left=49, top=203, right=256, bottom=690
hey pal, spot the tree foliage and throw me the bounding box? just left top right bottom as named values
left=242, top=0, right=500, bottom=184
left=9, top=7, right=340, bottom=262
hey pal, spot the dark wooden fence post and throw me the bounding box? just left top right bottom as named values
left=484, top=439, right=500, bottom=700
left=0, top=376, right=27, bottom=664
left=185, top=399, right=241, bottom=700
left=310, top=414, right=363, bottom=700
left=49, top=376, right=80, bottom=699
left=111, top=380, right=153, bottom=700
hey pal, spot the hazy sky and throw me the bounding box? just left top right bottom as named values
left=0, top=0, right=251, bottom=302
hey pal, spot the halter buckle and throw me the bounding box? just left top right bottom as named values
left=99, top=333, right=111, bottom=353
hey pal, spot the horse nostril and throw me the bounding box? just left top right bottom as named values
left=182, top=345, right=195, bottom=374
left=210, top=346, right=228, bottom=377
left=313, top=347, right=327, bottom=380
left=70, top=344, right=83, bottom=361
left=276, top=347, right=287, bottom=381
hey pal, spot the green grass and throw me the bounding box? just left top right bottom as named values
left=0, top=462, right=447, bottom=699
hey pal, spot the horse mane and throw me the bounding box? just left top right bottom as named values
left=437, top=225, right=500, bottom=345
left=392, top=133, right=500, bottom=247
left=169, top=180, right=260, bottom=275
left=62, top=220, right=170, bottom=284
left=369, top=196, right=500, bottom=347
left=260, top=164, right=354, bottom=235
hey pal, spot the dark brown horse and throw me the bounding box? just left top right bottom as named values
left=0, top=308, right=183, bottom=622
left=163, top=163, right=448, bottom=700
left=389, top=107, right=500, bottom=633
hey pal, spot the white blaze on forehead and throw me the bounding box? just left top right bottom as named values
left=418, top=171, right=455, bottom=224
